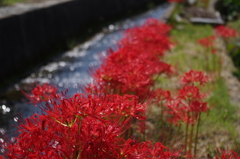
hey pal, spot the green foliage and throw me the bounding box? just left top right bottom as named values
left=229, top=43, right=240, bottom=79
left=227, top=20, right=240, bottom=79
left=205, top=79, right=238, bottom=126
left=223, top=0, right=240, bottom=20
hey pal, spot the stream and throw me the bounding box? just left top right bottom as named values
left=0, top=3, right=170, bottom=142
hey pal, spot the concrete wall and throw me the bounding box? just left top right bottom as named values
left=0, top=0, right=166, bottom=87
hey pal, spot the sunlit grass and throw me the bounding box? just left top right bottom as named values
left=156, top=23, right=240, bottom=154
left=0, top=0, right=27, bottom=6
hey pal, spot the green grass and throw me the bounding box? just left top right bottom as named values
left=167, top=24, right=215, bottom=73
left=156, top=23, right=240, bottom=154
left=201, top=78, right=239, bottom=152
left=0, top=0, right=27, bottom=6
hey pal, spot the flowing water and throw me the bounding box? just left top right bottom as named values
left=0, top=3, right=170, bottom=141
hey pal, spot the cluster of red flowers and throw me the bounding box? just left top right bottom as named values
left=166, top=70, right=210, bottom=125
left=21, top=83, right=58, bottom=104
left=181, top=70, right=209, bottom=86
left=215, top=149, right=240, bottom=159
left=86, top=19, right=173, bottom=100
left=0, top=19, right=180, bottom=159
left=1, top=91, right=181, bottom=158
left=1, top=18, right=239, bottom=158
left=198, top=35, right=216, bottom=53
left=215, top=25, right=237, bottom=39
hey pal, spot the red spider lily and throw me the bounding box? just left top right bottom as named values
left=215, top=25, right=237, bottom=39
left=4, top=114, right=68, bottom=159
left=76, top=117, right=129, bottom=159
left=166, top=98, right=209, bottom=125
left=151, top=88, right=171, bottom=102
left=177, top=85, right=209, bottom=123
left=2, top=89, right=181, bottom=159
left=198, top=35, right=216, bottom=50
left=5, top=116, right=126, bottom=159
left=1, top=18, right=181, bottom=158
left=215, top=149, right=240, bottom=159
left=180, top=100, right=208, bottom=124
left=120, top=139, right=180, bottom=158
left=85, top=19, right=173, bottom=102
left=165, top=99, right=185, bottom=125
left=120, top=19, right=172, bottom=57
left=120, top=33, right=171, bottom=58
left=188, top=100, right=208, bottom=113
left=40, top=93, right=147, bottom=126
left=181, top=70, right=209, bottom=86
left=165, top=71, right=210, bottom=125
left=22, top=83, right=58, bottom=104
left=178, top=85, right=205, bottom=101
left=2, top=93, right=148, bottom=158
left=89, top=47, right=172, bottom=100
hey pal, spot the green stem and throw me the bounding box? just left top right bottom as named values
left=194, top=113, right=201, bottom=156
left=189, top=121, right=194, bottom=155
left=218, top=56, right=222, bottom=79
left=160, top=102, right=164, bottom=123
left=204, top=49, right=209, bottom=71
left=165, top=122, right=173, bottom=146
left=157, top=122, right=164, bottom=143
left=171, top=123, right=182, bottom=146
left=185, top=113, right=189, bottom=154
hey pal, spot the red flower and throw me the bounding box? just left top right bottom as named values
left=0, top=156, right=5, bottom=159
left=215, top=149, right=240, bottom=159
left=181, top=70, right=209, bottom=86
left=120, top=139, right=180, bottom=158
left=152, top=88, right=171, bottom=102
left=198, top=35, right=216, bottom=48
left=165, top=71, right=210, bottom=125
left=22, top=83, right=58, bottom=104
left=165, top=99, right=185, bottom=125
left=2, top=93, right=149, bottom=158
left=87, top=19, right=173, bottom=101
left=1, top=18, right=178, bottom=159
left=189, top=100, right=208, bottom=113
left=178, top=85, right=203, bottom=100
left=215, top=25, right=237, bottom=38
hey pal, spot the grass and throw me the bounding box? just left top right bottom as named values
left=155, top=23, right=240, bottom=157
left=0, top=0, right=27, bottom=6
left=165, top=24, right=217, bottom=75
